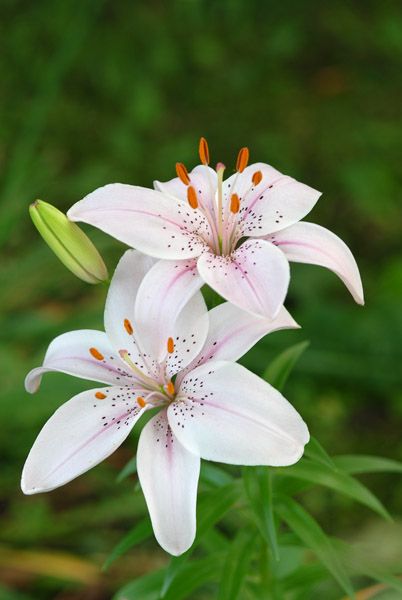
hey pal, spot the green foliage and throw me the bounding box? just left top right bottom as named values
left=275, top=496, right=355, bottom=598
left=263, top=341, right=310, bottom=391
left=2, top=0, right=402, bottom=598
left=103, top=518, right=152, bottom=571
left=217, top=530, right=255, bottom=600
left=280, top=458, right=391, bottom=520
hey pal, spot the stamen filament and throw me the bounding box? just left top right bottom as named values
left=118, top=349, right=159, bottom=389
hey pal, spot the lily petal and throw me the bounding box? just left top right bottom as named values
left=166, top=291, right=209, bottom=378
left=104, top=249, right=158, bottom=378
left=25, top=330, right=137, bottom=393
left=170, top=361, right=309, bottom=466
left=177, top=303, right=298, bottom=385
left=137, top=410, right=200, bottom=556
left=154, top=165, right=218, bottom=219
left=223, top=162, right=321, bottom=236
left=267, top=222, right=364, bottom=304
left=68, top=184, right=209, bottom=260
left=197, top=239, right=290, bottom=319
left=134, top=259, right=203, bottom=362
left=21, top=387, right=146, bottom=494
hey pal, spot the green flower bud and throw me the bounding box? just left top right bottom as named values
left=30, top=200, right=108, bottom=284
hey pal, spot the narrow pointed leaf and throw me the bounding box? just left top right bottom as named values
left=275, top=496, right=354, bottom=598
left=217, top=529, right=255, bottom=600
left=280, top=459, right=391, bottom=521
left=116, top=456, right=137, bottom=483
left=160, top=554, right=190, bottom=599
left=333, top=454, right=402, bottom=475
left=304, top=437, right=336, bottom=469
left=243, top=467, right=280, bottom=561
left=197, top=482, right=242, bottom=538
left=113, top=568, right=165, bottom=600
left=263, top=341, right=309, bottom=391
left=200, top=463, right=234, bottom=487
left=103, top=518, right=152, bottom=571
left=163, top=555, right=223, bottom=600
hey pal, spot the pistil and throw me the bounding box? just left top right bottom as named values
left=119, top=349, right=159, bottom=389
left=216, top=162, right=226, bottom=253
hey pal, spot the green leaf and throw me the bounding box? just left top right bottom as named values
left=217, top=529, right=255, bottom=600
left=333, top=454, right=402, bottom=475
left=197, top=482, right=242, bottom=538
left=116, top=456, right=137, bottom=483
left=282, top=562, right=330, bottom=594
left=103, top=518, right=152, bottom=571
left=243, top=467, right=280, bottom=561
left=160, top=554, right=190, bottom=599
left=263, top=341, right=309, bottom=391
left=113, top=568, right=165, bottom=600
left=304, top=437, right=336, bottom=469
left=163, top=555, right=223, bottom=600
left=275, top=496, right=355, bottom=598
left=200, top=462, right=234, bottom=487
left=280, top=459, right=391, bottom=521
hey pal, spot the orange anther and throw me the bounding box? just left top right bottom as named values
left=90, top=347, right=104, bottom=361
left=230, top=193, right=240, bottom=214
left=167, top=337, right=175, bottom=353
left=252, top=170, right=263, bottom=185
left=236, top=147, right=249, bottom=173
left=176, top=162, right=190, bottom=185
left=199, top=137, right=210, bottom=165
left=95, top=391, right=106, bottom=399
left=124, top=318, right=133, bottom=335
left=166, top=380, right=175, bottom=395
left=187, top=186, right=198, bottom=209
left=137, top=396, right=146, bottom=408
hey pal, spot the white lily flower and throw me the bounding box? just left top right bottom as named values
left=22, top=250, right=309, bottom=555
left=67, top=139, right=364, bottom=320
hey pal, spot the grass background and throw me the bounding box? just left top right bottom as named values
left=1, top=0, right=402, bottom=597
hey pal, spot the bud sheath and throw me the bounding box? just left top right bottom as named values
left=29, top=200, right=108, bottom=284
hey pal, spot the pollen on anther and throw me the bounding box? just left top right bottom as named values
left=90, top=347, right=104, bottom=361
left=137, top=396, right=146, bottom=408
left=167, top=337, right=175, bottom=353
left=124, top=318, right=133, bottom=335
left=187, top=186, right=198, bottom=209
left=252, top=170, right=263, bottom=185
left=95, top=391, right=106, bottom=399
left=176, top=162, right=190, bottom=185
left=230, top=193, right=240, bottom=214
left=236, top=147, right=249, bottom=173
left=166, top=380, right=175, bottom=395
left=199, top=137, right=210, bottom=165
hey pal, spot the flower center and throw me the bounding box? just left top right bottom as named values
left=176, top=138, right=264, bottom=257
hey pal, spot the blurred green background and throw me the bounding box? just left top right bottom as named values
left=1, top=0, right=402, bottom=597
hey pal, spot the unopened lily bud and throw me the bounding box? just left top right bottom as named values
left=29, top=200, right=108, bottom=284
